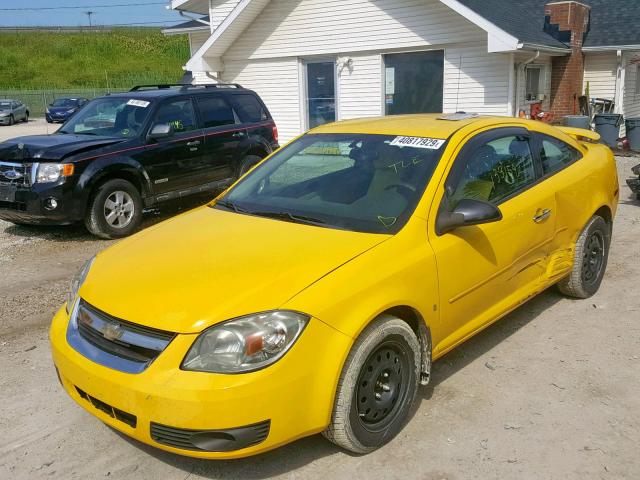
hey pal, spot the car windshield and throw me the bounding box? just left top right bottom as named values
left=52, top=98, right=79, bottom=107
left=0, top=102, right=12, bottom=108
left=218, top=133, right=446, bottom=234
left=58, top=97, right=152, bottom=138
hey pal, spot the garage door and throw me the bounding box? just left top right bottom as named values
left=384, top=51, right=444, bottom=115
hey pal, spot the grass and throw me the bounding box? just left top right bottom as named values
left=0, top=29, right=190, bottom=90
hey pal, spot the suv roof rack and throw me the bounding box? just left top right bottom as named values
left=129, top=83, right=243, bottom=92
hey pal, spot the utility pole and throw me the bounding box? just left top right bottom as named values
left=84, top=11, right=95, bottom=29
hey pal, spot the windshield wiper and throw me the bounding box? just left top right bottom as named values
left=215, top=199, right=249, bottom=214
left=249, top=210, right=331, bottom=228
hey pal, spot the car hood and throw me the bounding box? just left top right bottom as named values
left=48, top=107, right=75, bottom=114
left=79, top=206, right=389, bottom=334
left=0, top=134, right=125, bottom=162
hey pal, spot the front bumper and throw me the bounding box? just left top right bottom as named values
left=0, top=116, right=12, bottom=125
left=50, top=304, right=351, bottom=459
left=628, top=177, right=640, bottom=195
left=0, top=179, right=81, bottom=224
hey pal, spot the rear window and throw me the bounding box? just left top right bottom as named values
left=197, top=95, right=236, bottom=128
left=539, top=135, right=581, bottom=175
left=234, top=94, right=268, bottom=123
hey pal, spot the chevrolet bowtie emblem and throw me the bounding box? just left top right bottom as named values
left=102, top=322, right=125, bottom=341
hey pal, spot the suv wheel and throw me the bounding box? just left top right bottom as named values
left=557, top=215, right=611, bottom=298
left=85, top=179, right=143, bottom=239
left=323, top=315, right=420, bottom=454
left=237, top=155, right=263, bottom=179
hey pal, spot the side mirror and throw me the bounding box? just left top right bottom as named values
left=148, top=123, right=174, bottom=140
left=436, top=198, right=502, bottom=235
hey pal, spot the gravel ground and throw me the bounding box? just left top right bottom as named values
left=0, top=121, right=639, bottom=480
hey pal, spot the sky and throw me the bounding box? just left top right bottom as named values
left=0, top=0, right=185, bottom=27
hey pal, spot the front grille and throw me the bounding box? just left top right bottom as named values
left=75, top=386, right=137, bottom=428
left=0, top=162, right=31, bottom=186
left=150, top=420, right=271, bottom=452
left=68, top=300, right=176, bottom=374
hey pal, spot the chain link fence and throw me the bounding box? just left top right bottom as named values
left=0, top=89, right=129, bottom=117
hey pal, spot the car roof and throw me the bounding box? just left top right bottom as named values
left=106, top=86, right=253, bottom=100
left=309, top=114, right=546, bottom=139
left=0, top=99, right=18, bottom=102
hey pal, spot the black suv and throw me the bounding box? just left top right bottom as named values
left=0, top=84, right=278, bottom=238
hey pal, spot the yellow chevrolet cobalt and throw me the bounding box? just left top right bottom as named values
left=50, top=114, right=618, bottom=458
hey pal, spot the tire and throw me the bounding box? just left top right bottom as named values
left=8, top=115, right=14, bottom=126
left=23, top=111, right=29, bottom=123
left=323, top=315, right=420, bottom=454
left=557, top=215, right=611, bottom=299
left=84, top=179, right=143, bottom=239
left=236, top=155, right=263, bottom=179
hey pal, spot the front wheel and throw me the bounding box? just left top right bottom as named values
left=85, top=179, right=143, bottom=239
left=557, top=215, right=611, bottom=298
left=8, top=115, right=14, bottom=126
left=23, top=111, right=29, bottom=123
left=323, top=315, right=420, bottom=454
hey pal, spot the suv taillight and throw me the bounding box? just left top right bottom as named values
left=272, top=124, right=279, bottom=144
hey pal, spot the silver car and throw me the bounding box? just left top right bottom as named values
left=0, top=99, right=29, bottom=126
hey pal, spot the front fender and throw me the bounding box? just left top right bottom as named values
left=74, top=156, right=153, bottom=213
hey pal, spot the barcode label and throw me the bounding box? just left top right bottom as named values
left=389, top=136, right=446, bottom=150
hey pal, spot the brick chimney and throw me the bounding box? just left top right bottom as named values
left=545, top=1, right=591, bottom=118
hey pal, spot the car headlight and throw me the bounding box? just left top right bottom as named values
left=182, top=311, right=309, bottom=373
left=66, top=109, right=75, bottom=114
left=66, top=256, right=94, bottom=313
left=36, top=163, right=74, bottom=183
left=45, top=108, right=50, bottom=114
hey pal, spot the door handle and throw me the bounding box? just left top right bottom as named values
left=232, top=131, right=246, bottom=138
left=186, top=140, right=201, bottom=147
left=533, top=208, right=552, bottom=223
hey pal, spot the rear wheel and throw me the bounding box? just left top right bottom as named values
left=23, top=111, right=29, bottom=123
left=323, top=315, right=420, bottom=454
left=85, top=179, right=143, bottom=239
left=557, top=215, right=611, bottom=298
left=236, top=154, right=263, bottom=179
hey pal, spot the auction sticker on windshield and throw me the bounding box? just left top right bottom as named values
left=390, top=136, right=446, bottom=150
left=127, top=99, right=150, bottom=108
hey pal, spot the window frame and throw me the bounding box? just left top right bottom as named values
left=194, top=93, right=239, bottom=130
left=148, top=95, right=201, bottom=136
left=525, top=65, right=543, bottom=103
left=443, top=127, right=543, bottom=209
left=229, top=92, right=271, bottom=124
left=531, top=132, right=583, bottom=179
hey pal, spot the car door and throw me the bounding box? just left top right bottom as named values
left=195, top=94, right=245, bottom=184
left=427, top=127, right=557, bottom=356
left=140, top=97, right=205, bottom=195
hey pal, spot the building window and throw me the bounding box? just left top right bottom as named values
left=525, top=66, right=542, bottom=102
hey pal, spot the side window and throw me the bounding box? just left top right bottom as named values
left=197, top=96, right=236, bottom=128
left=539, top=135, right=581, bottom=175
left=233, top=94, right=268, bottom=122
left=153, top=98, right=197, bottom=133
left=450, top=135, right=536, bottom=205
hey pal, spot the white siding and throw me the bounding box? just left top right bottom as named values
left=222, top=58, right=302, bottom=141
left=623, top=51, right=640, bottom=121
left=189, top=31, right=211, bottom=55
left=339, top=53, right=383, bottom=120
left=224, top=0, right=485, bottom=61
left=192, top=71, right=213, bottom=84
left=583, top=52, right=617, bottom=100
left=444, top=44, right=512, bottom=115
left=209, top=0, right=241, bottom=31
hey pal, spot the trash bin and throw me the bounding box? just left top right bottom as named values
left=626, top=117, right=640, bottom=151
left=564, top=115, right=591, bottom=130
left=594, top=113, right=623, bottom=147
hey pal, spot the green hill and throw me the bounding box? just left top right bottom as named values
left=0, top=29, right=190, bottom=89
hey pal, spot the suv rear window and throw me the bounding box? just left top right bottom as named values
left=197, top=96, right=236, bottom=128
left=234, top=94, right=268, bottom=122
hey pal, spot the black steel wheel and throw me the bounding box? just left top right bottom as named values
left=558, top=215, right=611, bottom=298
left=323, top=315, right=421, bottom=454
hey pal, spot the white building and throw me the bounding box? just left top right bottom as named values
left=165, top=0, right=640, bottom=142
